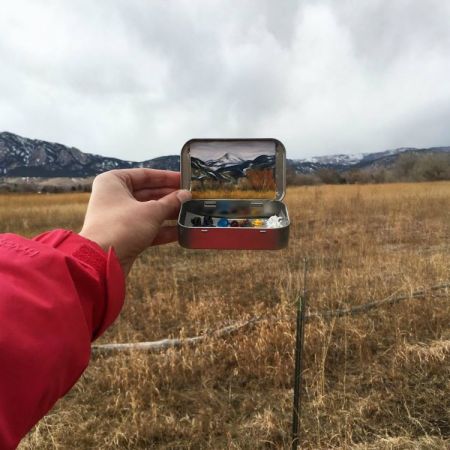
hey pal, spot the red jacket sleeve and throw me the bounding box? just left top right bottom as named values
left=0, top=229, right=125, bottom=450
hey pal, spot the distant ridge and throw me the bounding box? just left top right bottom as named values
left=1, top=131, right=449, bottom=177
left=288, top=146, right=450, bottom=174
left=0, top=132, right=179, bottom=177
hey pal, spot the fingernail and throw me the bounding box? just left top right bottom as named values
left=176, top=189, right=192, bottom=203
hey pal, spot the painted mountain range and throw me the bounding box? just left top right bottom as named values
left=191, top=153, right=275, bottom=184
left=1, top=131, right=450, bottom=178
left=188, top=152, right=277, bottom=197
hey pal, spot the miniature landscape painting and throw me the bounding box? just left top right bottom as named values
left=189, top=140, right=277, bottom=198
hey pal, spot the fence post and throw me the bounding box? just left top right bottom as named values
left=291, top=258, right=308, bottom=449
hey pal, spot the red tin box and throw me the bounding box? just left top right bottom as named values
left=177, top=138, right=290, bottom=250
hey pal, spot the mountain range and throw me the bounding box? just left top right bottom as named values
left=0, top=132, right=179, bottom=177
left=288, top=147, right=450, bottom=174
left=1, top=131, right=449, bottom=178
left=191, top=153, right=275, bottom=184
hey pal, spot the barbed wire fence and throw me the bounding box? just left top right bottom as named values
left=92, top=281, right=450, bottom=354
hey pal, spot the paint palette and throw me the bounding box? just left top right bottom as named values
left=188, top=214, right=288, bottom=228
left=177, top=138, right=290, bottom=250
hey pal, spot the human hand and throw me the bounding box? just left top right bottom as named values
left=79, top=169, right=191, bottom=275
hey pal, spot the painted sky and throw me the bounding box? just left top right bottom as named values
left=1, top=1, right=450, bottom=160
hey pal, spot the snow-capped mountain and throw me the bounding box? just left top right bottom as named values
left=0, top=132, right=179, bottom=176
left=0, top=132, right=135, bottom=176
left=304, top=153, right=365, bottom=166
left=206, top=152, right=244, bottom=168
left=289, top=146, right=450, bottom=174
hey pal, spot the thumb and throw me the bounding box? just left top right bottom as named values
left=151, top=189, right=192, bottom=223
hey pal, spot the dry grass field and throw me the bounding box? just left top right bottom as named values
left=1, top=182, right=448, bottom=449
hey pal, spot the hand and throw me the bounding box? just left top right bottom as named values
left=79, top=169, right=191, bottom=275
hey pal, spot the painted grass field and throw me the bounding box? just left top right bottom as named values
left=1, top=182, right=449, bottom=449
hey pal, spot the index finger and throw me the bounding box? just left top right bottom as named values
left=114, top=168, right=181, bottom=191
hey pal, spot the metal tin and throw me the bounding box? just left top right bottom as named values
left=177, top=138, right=290, bottom=250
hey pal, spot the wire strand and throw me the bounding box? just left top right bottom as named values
left=92, top=282, right=449, bottom=354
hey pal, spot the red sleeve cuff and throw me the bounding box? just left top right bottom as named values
left=33, top=229, right=125, bottom=340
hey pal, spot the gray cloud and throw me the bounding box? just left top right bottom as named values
left=1, top=0, right=450, bottom=160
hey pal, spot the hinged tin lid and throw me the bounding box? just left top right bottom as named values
left=180, top=138, right=286, bottom=200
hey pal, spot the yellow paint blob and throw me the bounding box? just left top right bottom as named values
left=251, top=219, right=265, bottom=227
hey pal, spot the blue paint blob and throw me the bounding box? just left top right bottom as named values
left=217, top=218, right=230, bottom=227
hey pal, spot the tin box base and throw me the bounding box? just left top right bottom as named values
left=178, top=199, right=290, bottom=250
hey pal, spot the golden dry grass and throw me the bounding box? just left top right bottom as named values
left=1, top=183, right=448, bottom=449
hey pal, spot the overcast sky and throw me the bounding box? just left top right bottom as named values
left=1, top=0, right=450, bottom=161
